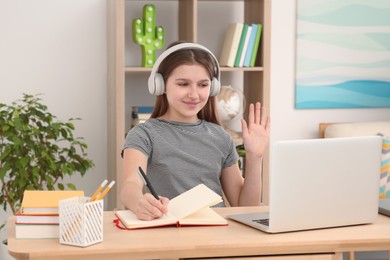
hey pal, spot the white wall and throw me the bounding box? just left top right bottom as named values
left=270, top=0, right=390, bottom=143
left=0, top=0, right=107, bottom=238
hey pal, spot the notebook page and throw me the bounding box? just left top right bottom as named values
left=168, top=184, right=222, bottom=219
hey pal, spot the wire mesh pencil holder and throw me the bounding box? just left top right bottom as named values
left=59, top=196, right=103, bottom=247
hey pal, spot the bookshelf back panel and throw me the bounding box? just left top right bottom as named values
left=198, top=1, right=244, bottom=58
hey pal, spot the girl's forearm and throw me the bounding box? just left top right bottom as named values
left=238, top=154, right=263, bottom=206
left=120, top=181, right=144, bottom=212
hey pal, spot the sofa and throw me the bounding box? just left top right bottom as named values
left=319, top=121, right=390, bottom=138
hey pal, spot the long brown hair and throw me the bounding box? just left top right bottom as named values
left=150, top=42, right=221, bottom=125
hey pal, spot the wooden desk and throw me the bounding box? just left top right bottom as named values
left=7, top=207, right=390, bottom=260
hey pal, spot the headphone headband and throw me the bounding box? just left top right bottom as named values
left=148, top=43, right=221, bottom=96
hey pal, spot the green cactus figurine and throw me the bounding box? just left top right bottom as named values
left=132, top=4, right=165, bottom=67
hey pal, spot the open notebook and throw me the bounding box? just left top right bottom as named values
left=115, top=184, right=227, bottom=230
left=229, top=136, right=382, bottom=233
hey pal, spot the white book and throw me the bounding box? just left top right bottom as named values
left=15, top=224, right=59, bottom=239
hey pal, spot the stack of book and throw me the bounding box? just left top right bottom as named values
left=219, top=22, right=263, bottom=68
left=15, top=190, right=84, bottom=239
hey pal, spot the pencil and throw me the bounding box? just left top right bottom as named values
left=89, top=179, right=108, bottom=202
left=96, top=180, right=115, bottom=200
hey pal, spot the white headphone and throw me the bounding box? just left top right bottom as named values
left=147, top=43, right=221, bottom=96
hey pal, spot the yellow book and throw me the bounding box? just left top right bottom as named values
left=115, top=184, right=228, bottom=230
left=21, top=190, right=84, bottom=215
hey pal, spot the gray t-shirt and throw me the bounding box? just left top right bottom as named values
left=122, top=118, right=239, bottom=207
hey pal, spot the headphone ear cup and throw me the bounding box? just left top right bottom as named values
left=150, top=73, right=165, bottom=96
left=209, top=77, right=220, bottom=97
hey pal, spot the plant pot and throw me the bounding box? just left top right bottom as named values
left=1, top=239, right=14, bottom=260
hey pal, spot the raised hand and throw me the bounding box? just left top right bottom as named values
left=241, top=102, right=270, bottom=158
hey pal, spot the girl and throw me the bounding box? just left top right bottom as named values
left=120, top=42, right=270, bottom=220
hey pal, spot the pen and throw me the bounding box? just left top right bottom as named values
left=137, top=166, right=159, bottom=200
left=89, top=179, right=108, bottom=202
left=96, top=180, right=116, bottom=200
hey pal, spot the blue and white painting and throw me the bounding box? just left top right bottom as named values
left=295, top=0, right=390, bottom=109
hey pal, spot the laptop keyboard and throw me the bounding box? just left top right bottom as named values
left=252, top=218, right=269, bottom=226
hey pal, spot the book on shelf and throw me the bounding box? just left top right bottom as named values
left=21, top=190, right=84, bottom=214
left=15, top=213, right=59, bottom=224
left=137, top=106, right=154, bottom=114
left=138, top=107, right=152, bottom=123
left=130, top=106, right=139, bottom=128
left=238, top=25, right=252, bottom=67
left=138, top=114, right=152, bottom=124
left=138, top=113, right=152, bottom=120
left=131, top=106, right=154, bottom=127
left=115, top=184, right=228, bottom=230
left=233, top=23, right=249, bottom=67
left=219, top=23, right=244, bottom=67
left=15, top=223, right=59, bottom=239
left=243, top=24, right=259, bottom=67
left=249, top=24, right=263, bottom=67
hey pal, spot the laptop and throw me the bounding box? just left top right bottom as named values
left=229, top=136, right=382, bottom=233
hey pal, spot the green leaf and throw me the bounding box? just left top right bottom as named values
left=0, top=163, right=11, bottom=179
left=57, top=183, right=64, bottom=190
left=2, top=124, right=10, bottom=132
left=60, top=128, right=68, bottom=139
left=32, top=167, right=40, bottom=178
left=67, top=183, right=76, bottom=190
left=20, top=157, right=29, bottom=168
left=0, top=147, right=11, bottom=161
left=12, top=109, right=19, bottom=118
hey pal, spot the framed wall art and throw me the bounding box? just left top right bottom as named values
left=295, top=0, right=390, bottom=109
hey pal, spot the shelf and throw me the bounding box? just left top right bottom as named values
left=108, top=0, right=271, bottom=210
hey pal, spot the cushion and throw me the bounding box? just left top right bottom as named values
left=379, top=134, right=390, bottom=198
left=324, top=121, right=390, bottom=138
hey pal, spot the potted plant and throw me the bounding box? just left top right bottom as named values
left=0, top=93, right=94, bottom=257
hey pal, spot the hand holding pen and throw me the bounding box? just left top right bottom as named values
left=136, top=166, right=169, bottom=220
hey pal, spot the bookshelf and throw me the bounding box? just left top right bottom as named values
left=107, top=0, right=271, bottom=210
